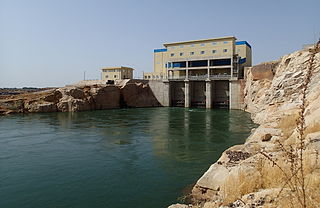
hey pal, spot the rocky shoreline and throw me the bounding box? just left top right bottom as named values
left=169, top=44, right=320, bottom=208
left=0, top=79, right=161, bottom=115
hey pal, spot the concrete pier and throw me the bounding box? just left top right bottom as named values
left=184, top=81, right=190, bottom=108
left=205, top=80, right=212, bottom=109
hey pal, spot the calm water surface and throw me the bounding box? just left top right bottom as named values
left=0, top=108, right=256, bottom=208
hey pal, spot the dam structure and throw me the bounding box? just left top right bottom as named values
left=144, top=36, right=252, bottom=109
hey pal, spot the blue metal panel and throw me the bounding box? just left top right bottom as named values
left=239, top=58, right=247, bottom=64
left=236, top=41, right=252, bottom=49
left=154, top=48, right=167, bottom=53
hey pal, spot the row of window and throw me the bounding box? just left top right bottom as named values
left=169, top=41, right=229, bottom=49
left=145, top=75, right=163, bottom=79
left=170, top=49, right=228, bottom=57
left=105, top=75, right=128, bottom=79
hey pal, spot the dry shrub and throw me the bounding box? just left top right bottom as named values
left=257, top=155, right=289, bottom=189
left=221, top=166, right=261, bottom=205
left=259, top=41, right=320, bottom=208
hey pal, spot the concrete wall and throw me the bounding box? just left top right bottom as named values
left=148, top=80, right=170, bottom=106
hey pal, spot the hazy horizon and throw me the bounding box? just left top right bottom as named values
left=1, top=0, right=319, bottom=88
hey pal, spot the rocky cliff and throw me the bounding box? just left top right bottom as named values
left=0, top=80, right=160, bottom=115
left=171, top=43, right=320, bottom=208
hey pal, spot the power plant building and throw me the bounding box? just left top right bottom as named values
left=144, top=36, right=252, bottom=109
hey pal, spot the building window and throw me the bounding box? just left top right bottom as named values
left=148, top=76, right=151, bottom=78
left=237, top=49, right=240, bottom=53
left=180, top=52, right=183, bottom=56
left=180, top=45, right=184, bottom=48
left=144, top=76, right=147, bottom=79
left=170, top=46, right=175, bottom=49
left=223, top=41, right=228, bottom=44
left=105, top=75, right=108, bottom=78
left=190, top=44, right=195, bottom=47
left=223, top=49, right=228, bottom=52
left=114, top=75, right=117, bottom=78
left=200, top=51, right=205, bottom=54
left=156, top=75, right=159, bottom=78
left=190, top=52, right=194, bottom=55
left=212, top=42, right=217, bottom=45
left=212, top=50, right=216, bottom=53
left=170, top=53, right=174, bottom=57
left=200, top=43, right=205, bottom=46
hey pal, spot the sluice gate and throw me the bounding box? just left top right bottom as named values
left=167, top=79, right=239, bottom=109
left=190, top=81, right=206, bottom=108
left=170, top=82, right=185, bottom=107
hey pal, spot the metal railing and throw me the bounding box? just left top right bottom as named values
left=167, top=74, right=232, bottom=80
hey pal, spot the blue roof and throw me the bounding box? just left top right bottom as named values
left=236, top=41, right=251, bottom=49
left=154, top=48, right=167, bottom=53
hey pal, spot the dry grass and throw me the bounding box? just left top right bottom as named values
left=220, top=166, right=261, bottom=205
left=258, top=40, right=320, bottom=208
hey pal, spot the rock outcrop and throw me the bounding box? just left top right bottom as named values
left=0, top=80, right=161, bottom=115
left=176, top=43, right=320, bottom=207
left=120, top=80, right=161, bottom=107
left=0, top=85, right=121, bottom=114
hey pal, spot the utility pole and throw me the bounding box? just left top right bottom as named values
left=83, top=71, right=86, bottom=81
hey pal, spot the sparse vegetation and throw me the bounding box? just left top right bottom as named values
left=259, top=40, right=320, bottom=208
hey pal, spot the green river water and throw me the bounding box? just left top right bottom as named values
left=0, top=107, right=256, bottom=208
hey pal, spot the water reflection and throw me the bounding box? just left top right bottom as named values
left=0, top=108, right=257, bottom=208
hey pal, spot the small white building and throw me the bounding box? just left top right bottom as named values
left=101, top=66, right=134, bottom=81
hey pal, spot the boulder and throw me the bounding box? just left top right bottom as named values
left=92, top=86, right=120, bottom=109
left=251, top=61, right=279, bottom=81
left=121, top=82, right=160, bottom=107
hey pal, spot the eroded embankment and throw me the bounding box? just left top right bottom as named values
left=170, top=43, right=320, bottom=208
left=0, top=80, right=161, bottom=115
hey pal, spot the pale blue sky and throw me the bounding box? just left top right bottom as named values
left=1, top=0, right=319, bottom=87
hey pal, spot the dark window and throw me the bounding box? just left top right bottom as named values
left=210, top=59, right=231, bottom=66
left=173, top=62, right=186, bottom=68
left=188, top=60, right=208, bottom=67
